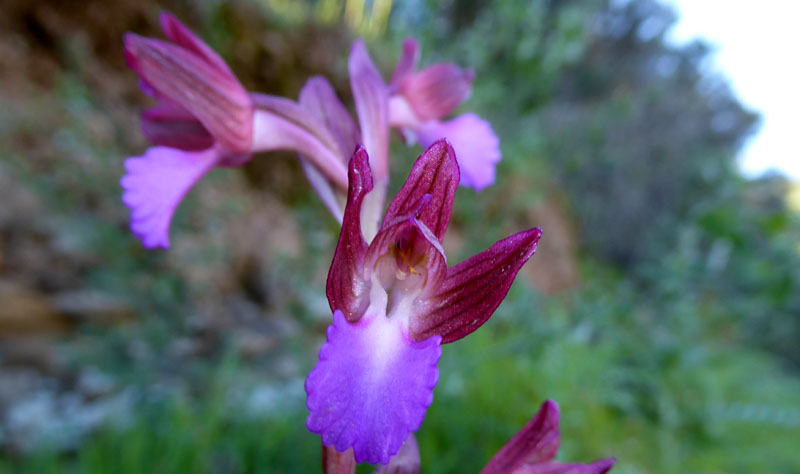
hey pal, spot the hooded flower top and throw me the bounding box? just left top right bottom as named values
left=305, top=140, right=542, bottom=464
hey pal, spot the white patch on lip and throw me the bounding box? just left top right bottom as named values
left=363, top=280, right=407, bottom=372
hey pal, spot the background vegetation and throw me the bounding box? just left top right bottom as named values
left=1, top=0, right=798, bottom=472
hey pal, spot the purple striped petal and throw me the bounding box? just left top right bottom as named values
left=411, top=228, right=541, bottom=343
left=120, top=146, right=220, bottom=249
left=481, top=400, right=561, bottom=474
left=349, top=40, right=389, bottom=183
left=481, top=401, right=615, bottom=474
left=124, top=33, right=253, bottom=153
left=297, top=76, right=360, bottom=221
left=141, top=104, right=214, bottom=151
left=326, top=147, right=373, bottom=321
left=416, top=114, right=501, bottom=192
left=398, top=64, right=474, bottom=122
left=159, top=12, right=234, bottom=78
left=382, top=139, right=459, bottom=242
left=306, top=310, right=441, bottom=465
left=300, top=76, right=360, bottom=158
left=250, top=94, right=348, bottom=190
left=390, top=38, right=420, bottom=89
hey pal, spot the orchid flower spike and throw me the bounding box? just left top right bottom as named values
left=388, top=38, right=501, bottom=191
left=481, top=400, right=616, bottom=474
left=121, top=12, right=348, bottom=248
left=305, top=140, right=542, bottom=465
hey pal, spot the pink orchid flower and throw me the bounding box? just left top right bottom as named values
left=121, top=13, right=351, bottom=248
left=388, top=38, right=501, bottom=191
left=305, top=140, right=541, bottom=464
left=481, top=400, right=616, bottom=474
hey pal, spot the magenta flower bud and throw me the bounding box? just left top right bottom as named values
left=305, top=141, right=542, bottom=464
left=481, top=400, right=616, bottom=474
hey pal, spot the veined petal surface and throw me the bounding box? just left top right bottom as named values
left=327, top=147, right=373, bottom=321
left=412, top=228, right=541, bottom=343
left=124, top=33, right=253, bottom=153
left=349, top=40, right=389, bottom=182
left=159, top=12, right=234, bottom=77
left=481, top=400, right=615, bottom=474
left=141, top=104, right=214, bottom=151
left=383, top=139, right=458, bottom=242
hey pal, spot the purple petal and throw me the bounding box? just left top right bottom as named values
left=299, top=76, right=360, bottom=159
left=349, top=40, right=389, bottom=183
left=389, top=96, right=422, bottom=131
left=141, top=104, right=214, bottom=151
left=374, top=434, right=421, bottom=474
left=480, top=400, right=561, bottom=474
left=159, top=12, right=234, bottom=78
left=124, top=33, right=253, bottom=153
left=306, top=310, right=442, bottom=465
left=120, top=146, right=220, bottom=249
left=298, top=158, right=345, bottom=223
left=250, top=94, right=348, bottom=190
left=398, top=64, right=474, bottom=121
left=416, top=114, right=501, bottom=192
left=297, top=76, right=361, bottom=221
left=411, top=228, right=541, bottom=343
left=383, top=139, right=459, bottom=242
left=482, top=400, right=616, bottom=474
left=326, top=147, right=373, bottom=321
left=390, top=38, right=420, bottom=89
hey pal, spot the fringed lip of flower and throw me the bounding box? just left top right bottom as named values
left=306, top=140, right=542, bottom=464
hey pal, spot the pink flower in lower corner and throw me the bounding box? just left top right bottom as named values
left=388, top=38, right=501, bottom=191
left=305, top=140, right=542, bottom=465
left=481, top=400, right=616, bottom=474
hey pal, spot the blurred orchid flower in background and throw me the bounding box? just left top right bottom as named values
left=121, top=13, right=502, bottom=248
left=121, top=12, right=349, bottom=248
left=481, top=400, right=615, bottom=474
left=305, top=141, right=541, bottom=464
left=388, top=38, right=501, bottom=191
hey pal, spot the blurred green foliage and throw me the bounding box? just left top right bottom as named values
left=1, top=0, right=799, bottom=473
